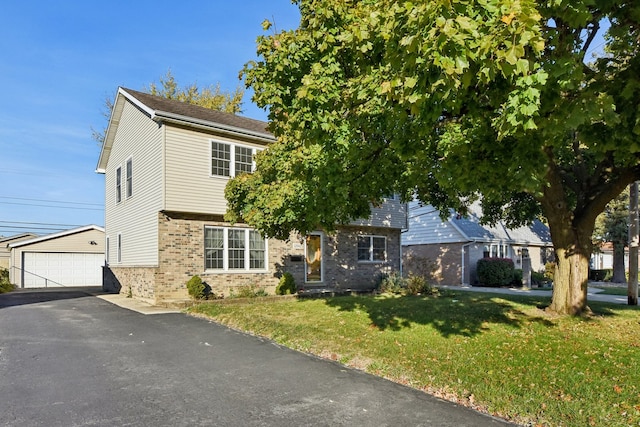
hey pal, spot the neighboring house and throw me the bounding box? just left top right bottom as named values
left=96, top=87, right=407, bottom=304
left=8, top=225, right=105, bottom=288
left=0, top=233, right=37, bottom=270
left=402, top=202, right=553, bottom=285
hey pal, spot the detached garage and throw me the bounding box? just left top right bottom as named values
left=9, top=225, right=105, bottom=288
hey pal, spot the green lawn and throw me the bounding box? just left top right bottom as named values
left=189, top=291, right=640, bottom=427
left=592, top=286, right=633, bottom=296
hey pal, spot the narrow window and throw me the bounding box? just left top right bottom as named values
left=372, top=237, right=386, bottom=261
left=204, top=227, right=224, bottom=269
left=115, top=166, right=122, bottom=203
left=228, top=229, right=245, bottom=269
left=249, top=230, right=266, bottom=269
left=211, top=142, right=231, bottom=177
left=126, top=158, right=133, bottom=198
left=117, top=233, right=122, bottom=263
left=357, top=236, right=370, bottom=261
left=235, top=146, right=253, bottom=175
left=105, top=236, right=110, bottom=264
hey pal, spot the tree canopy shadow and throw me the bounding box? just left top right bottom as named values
left=319, top=291, right=556, bottom=338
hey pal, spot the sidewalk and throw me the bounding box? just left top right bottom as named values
left=438, top=284, right=638, bottom=306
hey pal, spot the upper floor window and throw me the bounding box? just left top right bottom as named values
left=357, top=235, right=386, bottom=262
left=211, top=140, right=259, bottom=178
left=125, top=158, right=133, bottom=198
left=115, top=166, right=122, bottom=203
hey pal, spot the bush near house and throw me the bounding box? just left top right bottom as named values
left=477, top=258, right=515, bottom=287
left=589, top=269, right=613, bottom=282
left=276, top=272, right=296, bottom=295
left=0, top=268, right=13, bottom=293
left=186, top=275, right=208, bottom=300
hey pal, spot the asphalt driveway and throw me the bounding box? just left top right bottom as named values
left=0, top=288, right=515, bottom=426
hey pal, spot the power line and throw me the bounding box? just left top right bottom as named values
left=0, top=196, right=103, bottom=206
left=0, top=225, right=70, bottom=232
left=0, top=201, right=103, bottom=211
left=0, top=220, right=86, bottom=227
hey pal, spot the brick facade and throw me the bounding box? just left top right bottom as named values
left=104, top=212, right=402, bottom=304
left=403, top=243, right=464, bottom=285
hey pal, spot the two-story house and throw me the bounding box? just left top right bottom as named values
left=96, top=88, right=407, bottom=304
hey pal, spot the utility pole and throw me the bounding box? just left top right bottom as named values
left=628, top=182, right=639, bottom=306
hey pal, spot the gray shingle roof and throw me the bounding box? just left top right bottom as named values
left=451, top=204, right=552, bottom=245
left=121, top=87, right=271, bottom=137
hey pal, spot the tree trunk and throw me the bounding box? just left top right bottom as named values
left=611, top=241, right=626, bottom=283
left=542, top=202, right=594, bottom=315
left=548, top=244, right=591, bottom=315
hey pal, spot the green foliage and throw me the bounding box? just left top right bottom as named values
left=512, top=268, right=523, bottom=286
left=186, top=275, right=206, bottom=300
left=589, top=269, right=613, bottom=282
left=93, top=70, right=243, bottom=144
left=229, top=284, right=268, bottom=299
left=476, top=258, right=515, bottom=287
left=0, top=269, right=14, bottom=293
left=376, top=272, right=406, bottom=294
left=146, top=70, right=244, bottom=113
left=232, top=0, right=640, bottom=314
left=544, top=262, right=556, bottom=284
left=531, top=271, right=548, bottom=287
left=376, top=272, right=437, bottom=296
left=276, top=272, right=297, bottom=295
left=405, top=274, right=438, bottom=296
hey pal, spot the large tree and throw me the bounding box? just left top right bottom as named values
left=227, top=0, right=640, bottom=315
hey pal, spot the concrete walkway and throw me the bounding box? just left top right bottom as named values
left=438, top=284, right=639, bottom=306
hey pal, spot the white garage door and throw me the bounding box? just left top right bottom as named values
left=22, top=252, right=103, bottom=288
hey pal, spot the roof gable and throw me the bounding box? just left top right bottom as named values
left=8, top=225, right=104, bottom=249
left=96, top=87, right=274, bottom=173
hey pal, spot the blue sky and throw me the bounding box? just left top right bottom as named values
left=0, top=0, right=299, bottom=236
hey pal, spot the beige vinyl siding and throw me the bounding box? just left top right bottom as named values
left=105, top=101, right=163, bottom=266
left=164, top=126, right=267, bottom=215
left=9, top=229, right=105, bottom=287
left=350, top=198, right=408, bottom=230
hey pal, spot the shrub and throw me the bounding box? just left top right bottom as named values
left=376, top=272, right=406, bottom=294
left=276, top=272, right=296, bottom=295
left=544, top=262, right=556, bottom=283
left=531, top=271, right=548, bottom=287
left=589, top=269, right=612, bottom=281
left=230, top=284, right=268, bottom=298
left=405, top=274, right=438, bottom=296
left=186, top=275, right=206, bottom=300
left=0, top=269, right=14, bottom=293
left=476, top=258, right=515, bottom=287
left=512, top=269, right=523, bottom=286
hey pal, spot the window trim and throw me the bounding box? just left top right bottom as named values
left=357, top=235, right=387, bottom=263
left=204, top=226, right=268, bottom=272
left=209, top=139, right=260, bottom=179
left=105, top=236, right=110, bottom=265
left=125, top=157, right=133, bottom=199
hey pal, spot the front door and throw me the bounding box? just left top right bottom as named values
left=305, top=234, right=323, bottom=283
